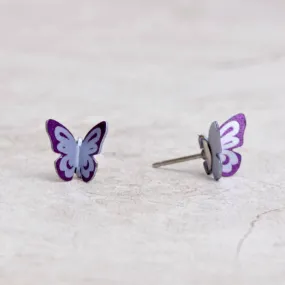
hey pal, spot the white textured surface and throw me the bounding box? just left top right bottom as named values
left=0, top=0, right=285, bottom=284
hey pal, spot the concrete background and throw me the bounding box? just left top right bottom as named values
left=0, top=0, right=285, bottom=284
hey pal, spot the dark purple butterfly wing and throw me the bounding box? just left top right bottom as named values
left=46, top=119, right=77, bottom=181
left=79, top=121, right=108, bottom=183
left=219, top=113, right=246, bottom=177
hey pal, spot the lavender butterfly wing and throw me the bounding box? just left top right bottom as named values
left=79, top=121, right=108, bottom=183
left=219, top=113, right=246, bottom=177
left=46, top=119, right=77, bottom=181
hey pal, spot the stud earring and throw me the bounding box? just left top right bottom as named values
left=152, top=113, right=246, bottom=181
left=46, top=119, right=108, bottom=182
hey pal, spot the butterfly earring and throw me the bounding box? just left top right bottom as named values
left=46, top=119, right=108, bottom=182
left=152, top=113, right=246, bottom=181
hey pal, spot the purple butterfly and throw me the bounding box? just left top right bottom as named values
left=46, top=119, right=108, bottom=182
left=219, top=113, right=246, bottom=177
left=199, top=113, right=246, bottom=180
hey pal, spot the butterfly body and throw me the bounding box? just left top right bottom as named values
left=74, top=137, right=82, bottom=179
left=46, top=119, right=108, bottom=183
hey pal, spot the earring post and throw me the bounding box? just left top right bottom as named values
left=152, top=152, right=203, bottom=168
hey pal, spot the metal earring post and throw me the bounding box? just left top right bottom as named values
left=152, top=152, right=203, bottom=168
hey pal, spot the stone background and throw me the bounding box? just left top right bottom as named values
left=0, top=0, right=285, bottom=284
